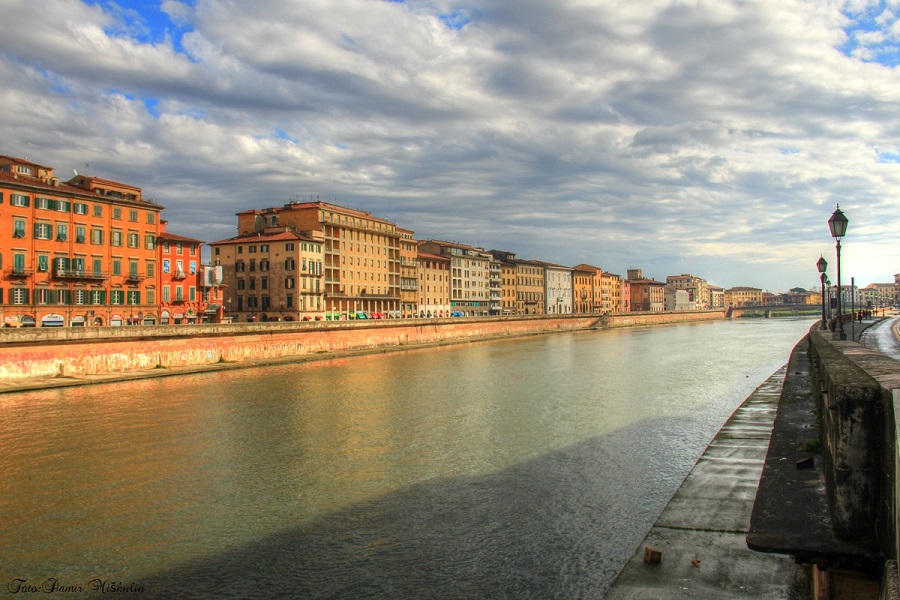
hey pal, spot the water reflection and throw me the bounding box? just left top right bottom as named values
left=0, top=318, right=813, bottom=597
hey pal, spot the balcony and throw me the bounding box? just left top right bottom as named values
left=125, top=272, right=146, bottom=283
left=5, top=267, right=33, bottom=279
left=54, top=268, right=108, bottom=281
left=171, top=268, right=187, bottom=280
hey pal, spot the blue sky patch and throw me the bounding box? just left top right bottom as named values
left=85, top=0, right=195, bottom=55
left=839, top=1, right=900, bottom=66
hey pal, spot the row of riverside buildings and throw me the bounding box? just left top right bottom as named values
left=2, top=154, right=896, bottom=327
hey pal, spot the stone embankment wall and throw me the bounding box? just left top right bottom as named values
left=0, top=311, right=725, bottom=382
left=807, top=327, right=900, bottom=597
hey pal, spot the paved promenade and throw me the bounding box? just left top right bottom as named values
left=603, top=365, right=801, bottom=599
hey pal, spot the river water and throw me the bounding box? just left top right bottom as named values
left=0, top=318, right=813, bottom=599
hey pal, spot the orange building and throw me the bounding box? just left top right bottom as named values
left=416, top=251, right=450, bottom=317
left=626, top=269, right=666, bottom=312
left=157, top=223, right=218, bottom=324
left=572, top=264, right=603, bottom=313
left=0, top=155, right=162, bottom=327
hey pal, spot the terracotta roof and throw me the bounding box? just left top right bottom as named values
left=208, top=228, right=320, bottom=245
left=158, top=232, right=204, bottom=244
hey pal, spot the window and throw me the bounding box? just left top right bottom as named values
left=35, top=197, right=53, bottom=210
left=190, top=261, right=196, bottom=274
left=112, top=208, right=122, bottom=220
left=285, top=277, right=295, bottom=289
left=76, top=226, right=86, bottom=243
left=127, top=290, right=140, bottom=304
left=112, top=260, right=121, bottom=276
left=93, top=258, right=103, bottom=276
left=260, top=244, right=268, bottom=252
left=163, top=286, right=170, bottom=302
left=189, top=287, right=196, bottom=302
left=12, top=288, right=29, bottom=304
left=111, top=290, right=124, bottom=305
left=237, top=279, right=245, bottom=290
left=56, top=200, right=71, bottom=212
left=146, top=262, right=155, bottom=278
left=13, top=219, right=26, bottom=238
left=129, top=210, right=138, bottom=222
left=261, top=277, right=268, bottom=290
left=37, top=255, right=49, bottom=272
left=235, top=261, right=245, bottom=272
left=127, top=233, right=139, bottom=248
left=56, top=224, right=67, bottom=241
left=175, top=287, right=184, bottom=301
left=91, top=290, right=106, bottom=305
left=146, top=290, right=155, bottom=305
left=176, top=242, right=183, bottom=254
left=74, top=202, right=88, bottom=215
left=286, top=294, right=293, bottom=308
left=111, top=231, right=122, bottom=247
left=285, top=243, right=294, bottom=251
left=248, top=245, right=257, bottom=253
left=11, top=194, right=29, bottom=207
left=260, top=259, right=269, bottom=271
left=90, top=228, right=105, bottom=245
left=145, top=235, right=156, bottom=250
left=75, top=290, right=86, bottom=305
left=129, top=260, right=139, bottom=277
left=34, top=222, right=52, bottom=240
left=284, top=258, right=295, bottom=270
left=146, top=213, right=155, bottom=224
left=93, top=205, right=102, bottom=217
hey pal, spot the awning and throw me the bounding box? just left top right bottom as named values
left=204, top=304, right=221, bottom=314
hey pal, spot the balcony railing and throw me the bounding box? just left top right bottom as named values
left=125, top=272, right=145, bottom=283
left=5, top=267, right=33, bottom=278
left=53, top=268, right=108, bottom=281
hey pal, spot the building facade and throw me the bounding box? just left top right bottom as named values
left=725, top=286, right=764, bottom=307
left=158, top=225, right=207, bottom=324
left=665, top=274, right=708, bottom=309
left=209, top=228, right=326, bottom=322
left=0, top=155, right=163, bottom=327
left=398, top=228, right=418, bottom=318
left=416, top=251, right=451, bottom=317
left=236, top=201, right=400, bottom=318
left=418, top=240, right=491, bottom=316
left=539, top=261, right=573, bottom=314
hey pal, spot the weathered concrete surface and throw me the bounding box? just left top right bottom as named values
left=604, top=367, right=799, bottom=599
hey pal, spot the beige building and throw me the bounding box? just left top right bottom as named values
left=209, top=228, right=326, bottom=322
left=725, top=286, right=763, bottom=307
left=665, top=274, right=709, bottom=309
left=398, top=228, right=418, bottom=318
left=416, top=251, right=450, bottom=317
left=236, top=200, right=400, bottom=318
left=418, top=240, right=490, bottom=316
left=488, top=250, right=519, bottom=315
left=516, top=260, right=545, bottom=315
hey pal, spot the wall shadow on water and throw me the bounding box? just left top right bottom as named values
left=136, top=417, right=702, bottom=600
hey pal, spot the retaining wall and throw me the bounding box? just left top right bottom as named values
left=0, top=310, right=725, bottom=382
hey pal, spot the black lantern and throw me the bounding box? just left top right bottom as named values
left=828, top=205, right=848, bottom=340
left=816, top=255, right=828, bottom=330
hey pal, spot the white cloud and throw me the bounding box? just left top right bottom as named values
left=0, top=0, right=897, bottom=290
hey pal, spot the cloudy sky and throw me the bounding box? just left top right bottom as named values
left=1, top=0, right=898, bottom=291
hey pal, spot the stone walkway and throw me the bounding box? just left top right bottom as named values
left=603, top=366, right=800, bottom=599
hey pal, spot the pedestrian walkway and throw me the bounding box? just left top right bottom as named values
left=603, top=366, right=799, bottom=599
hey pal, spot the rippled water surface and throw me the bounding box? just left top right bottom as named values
left=0, top=318, right=813, bottom=598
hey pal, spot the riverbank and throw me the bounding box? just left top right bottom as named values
left=0, top=310, right=724, bottom=390
left=603, top=362, right=804, bottom=599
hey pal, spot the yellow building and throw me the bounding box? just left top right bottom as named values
left=398, top=228, right=418, bottom=318
left=236, top=200, right=400, bottom=318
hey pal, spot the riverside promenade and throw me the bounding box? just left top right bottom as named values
left=603, top=363, right=802, bottom=599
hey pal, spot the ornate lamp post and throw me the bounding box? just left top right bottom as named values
left=828, top=205, right=849, bottom=340
left=816, top=255, right=828, bottom=330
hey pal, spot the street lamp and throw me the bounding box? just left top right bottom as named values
left=828, top=205, right=849, bottom=340
left=816, top=255, right=828, bottom=330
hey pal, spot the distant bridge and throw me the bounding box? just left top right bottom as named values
left=726, top=303, right=819, bottom=318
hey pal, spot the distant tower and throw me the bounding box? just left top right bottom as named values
left=627, top=268, right=643, bottom=280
